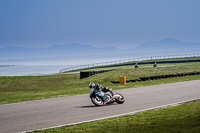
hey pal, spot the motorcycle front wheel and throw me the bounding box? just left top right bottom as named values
left=91, top=96, right=104, bottom=106
left=115, top=93, right=125, bottom=104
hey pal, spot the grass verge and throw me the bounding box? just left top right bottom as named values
left=72, top=57, right=200, bottom=72
left=0, top=63, right=200, bottom=105
left=30, top=100, right=200, bottom=133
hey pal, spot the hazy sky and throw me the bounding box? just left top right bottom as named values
left=0, top=0, right=200, bottom=49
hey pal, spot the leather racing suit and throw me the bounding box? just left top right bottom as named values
left=93, top=84, right=112, bottom=104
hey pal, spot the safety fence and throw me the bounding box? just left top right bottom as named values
left=59, top=53, right=200, bottom=73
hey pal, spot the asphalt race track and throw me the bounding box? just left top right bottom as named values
left=0, top=80, right=200, bottom=133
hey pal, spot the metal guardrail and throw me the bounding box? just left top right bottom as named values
left=23, top=73, right=43, bottom=76
left=59, top=53, right=200, bottom=73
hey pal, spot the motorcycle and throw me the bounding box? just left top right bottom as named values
left=90, top=88, right=125, bottom=106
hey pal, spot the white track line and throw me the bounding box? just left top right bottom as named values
left=20, top=98, right=200, bottom=133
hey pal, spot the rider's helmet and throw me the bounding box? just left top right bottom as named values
left=89, top=82, right=95, bottom=89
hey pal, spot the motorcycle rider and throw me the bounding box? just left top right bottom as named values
left=89, top=82, right=114, bottom=104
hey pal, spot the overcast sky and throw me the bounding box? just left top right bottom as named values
left=0, top=0, right=199, bottom=49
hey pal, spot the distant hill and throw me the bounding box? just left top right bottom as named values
left=0, top=43, right=120, bottom=59
left=0, top=38, right=199, bottom=59
left=128, top=38, right=200, bottom=52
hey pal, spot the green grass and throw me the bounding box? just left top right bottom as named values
left=0, top=62, right=200, bottom=105
left=30, top=100, right=200, bottom=133
left=1, top=57, right=200, bottom=132
left=73, top=60, right=200, bottom=72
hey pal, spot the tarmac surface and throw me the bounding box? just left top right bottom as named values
left=0, top=80, right=200, bottom=133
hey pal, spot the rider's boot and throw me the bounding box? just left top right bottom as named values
left=103, top=97, right=116, bottom=104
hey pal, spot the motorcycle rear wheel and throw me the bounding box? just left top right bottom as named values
left=91, top=96, right=104, bottom=106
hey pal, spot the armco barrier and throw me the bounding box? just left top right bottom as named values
left=110, top=71, right=200, bottom=83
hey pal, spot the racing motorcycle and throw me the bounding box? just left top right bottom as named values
left=90, top=88, right=125, bottom=106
